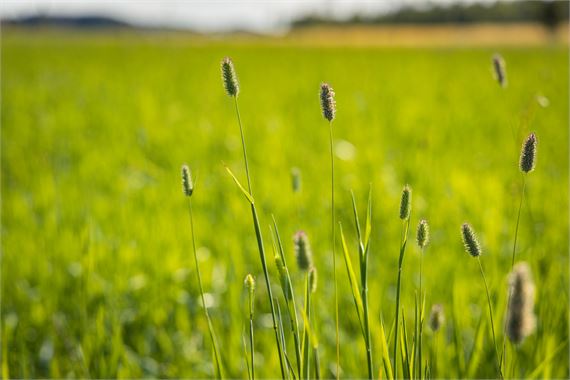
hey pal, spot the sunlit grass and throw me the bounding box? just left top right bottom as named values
left=1, top=31, right=568, bottom=378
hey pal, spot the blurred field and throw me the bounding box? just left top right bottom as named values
left=285, top=22, right=570, bottom=47
left=1, top=29, right=568, bottom=378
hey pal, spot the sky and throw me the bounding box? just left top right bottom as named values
left=0, top=0, right=499, bottom=33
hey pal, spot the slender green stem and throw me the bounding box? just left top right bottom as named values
left=272, top=219, right=303, bottom=379
left=351, top=191, right=373, bottom=379
left=362, top=276, right=373, bottom=379
left=511, top=177, right=526, bottom=269
left=232, top=96, right=286, bottom=379
left=501, top=175, right=526, bottom=372
left=393, top=218, right=410, bottom=379
left=303, top=275, right=312, bottom=379
left=432, top=330, right=438, bottom=378
left=477, top=256, right=503, bottom=379
left=418, top=249, right=424, bottom=380
left=361, top=242, right=373, bottom=379
left=188, top=199, right=223, bottom=378
left=248, top=291, right=255, bottom=380
left=313, top=346, right=321, bottom=380
left=234, top=97, right=252, bottom=193
left=329, top=121, right=340, bottom=379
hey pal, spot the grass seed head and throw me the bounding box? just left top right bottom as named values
left=506, top=262, right=536, bottom=344
left=399, top=185, right=412, bottom=220
left=293, top=230, right=313, bottom=271
left=492, top=53, right=507, bottom=88
left=181, top=164, right=193, bottom=197
left=417, top=219, right=430, bottom=249
left=308, top=266, right=318, bottom=293
left=291, top=167, right=301, bottom=193
left=221, top=57, right=239, bottom=97
left=320, top=83, right=336, bottom=122
left=429, top=304, right=445, bottom=332
left=519, top=132, right=537, bottom=173
left=461, top=223, right=481, bottom=257
left=244, top=273, right=255, bottom=295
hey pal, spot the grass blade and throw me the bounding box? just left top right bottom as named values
left=270, top=217, right=303, bottom=379
left=379, top=317, right=394, bottom=380
left=224, top=165, right=254, bottom=204
left=339, top=222, right=365, bottom=335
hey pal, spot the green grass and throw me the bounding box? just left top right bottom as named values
left=1, top=30, right=568, bottom=379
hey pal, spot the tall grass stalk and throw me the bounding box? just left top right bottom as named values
left=416, top=219, right=429, bottom=380
left=501, top=176, right=525, bottom=370
left=244, top=274, right=256, bottom=380
left=461, top=222, right=502, bottom=378
left=393, top=185, right=412, bottom=379
left=223, top=58, right=286, bottom=378
left=350, top=191, right=373, bottom=379
left=320, top=81, right=340, bottom=378
left=302, top=272, right=313, bottom=379
left=502, top=132, right=536, bottom=370
left=271, top=218, right=302, bottom=379
left=393, top=218, right=410, bottom=377
left=328, top=123, right=340, bottom=378
left=186, top=197, right=223, bottom=378
left=477, top=256, right=502, bottom=379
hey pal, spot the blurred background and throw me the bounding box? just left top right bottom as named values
left=2, top=0, right=569, bottom=44
left=1, top=1, right=568, bottom=379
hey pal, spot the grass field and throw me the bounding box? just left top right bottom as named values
left=1, top=30, right=568, bottom=379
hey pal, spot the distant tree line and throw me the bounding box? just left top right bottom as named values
left=293, top=1, right=569, bottom=31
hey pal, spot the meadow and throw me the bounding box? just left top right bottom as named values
left=1, top=30, right=568, bottom=379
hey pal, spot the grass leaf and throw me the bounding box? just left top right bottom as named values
left=224, top=165, right=254, bottom=204
left=339, top=222, right=365, bottom=335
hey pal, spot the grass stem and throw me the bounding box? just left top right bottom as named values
left=187, top=199, right=223, bottom=378
left=393, top=217, right=410, bottom=379
left=476, top=256, right=503, bottom=379
left=501, top=175, right=527, bottom=372
left=418, top=248, right=424, bottom=380
left=329, top=121, right=340, bottom=379
left=248, top=287, right=255, bottom=380
left=302, top=275, right=312, bottom=379
left=232, top=97, right=286, bottom=379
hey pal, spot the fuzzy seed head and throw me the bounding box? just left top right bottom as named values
left=416, top=219, right=430, bottom=249
left=221, top=57, right=239, bottom=97
left=293, top=230, right=313, bottom=271
left=519, top=133, right=537, bottom=173
left=461, top=223, right=482, bottom=257
left=308, top=266, right=318, bottom=293
left=506, top=262, right=536, bottom=344
left=181, top=164, right=193, bottom=197
left=399, top=185, right=412, bottom=220
left=429, top=304, right=445, bottom=332
left=320, top=83, right=336, bottom=122
left=291, top=167, right=301, bottom=193
left=492, top=53, right=507, bottom=88
left=244, top=274, right=255, bottom=294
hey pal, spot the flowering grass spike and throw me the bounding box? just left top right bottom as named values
left=181, top=164, right=193, bottom=197
left=399, top=185, right=412, bottom=220
left=221, top=57, right=239, bottom=97
left=320, top=83, right=336, bottom=122
left=461, top=223, right=481, bottom=257
left=492, top=53, right=507, bottom=88
left=417, top=219, right=429, bottom=249
left=506, top=262, right=536, bottom=344
left=519, top=132, right=537, bottom=173
left=429, top=304, right=445, bottom=332
left=294, top=231, right=313, bottom=271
